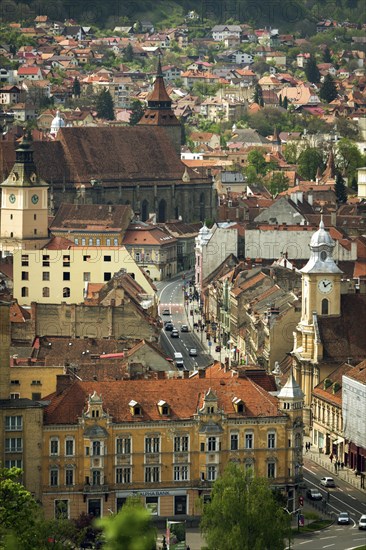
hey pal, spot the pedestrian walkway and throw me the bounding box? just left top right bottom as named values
left=303, top=437, right=366, bottom=493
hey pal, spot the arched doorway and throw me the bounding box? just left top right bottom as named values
left=158, top=199, right=167, bottom=223
left=141, top=200, right=149, bottom=222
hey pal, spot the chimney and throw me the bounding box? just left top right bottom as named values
left=183, top=370, right=190, bottom=379
left=198, top=369, right=206, bottom=378
left=56, top=374, right=72, bottom=395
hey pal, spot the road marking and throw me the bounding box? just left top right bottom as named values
left=298, top=541, right=313, bottom=545
left=320, top=536, right=336, bottom=540
left=322, top=545, right=335, bottom=548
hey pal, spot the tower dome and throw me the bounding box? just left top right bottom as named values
left=301, top=217, right=342, bottom=274
left=50, top=110, right=65, bottom=136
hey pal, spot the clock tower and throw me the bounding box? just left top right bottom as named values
left=0, top=134, right=49, bottom=254
left=292, top=218, right=343, bottom=431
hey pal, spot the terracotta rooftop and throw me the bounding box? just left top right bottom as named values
left=318, top=294, right=366, bottom=362
left=50, top=204, right=133, bottom=232
left=122, top=223, right=176, bottom=246
left=44, top=362, right=285, bottom=425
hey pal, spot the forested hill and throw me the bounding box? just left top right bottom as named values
left=0, top=0, right=364, bottom=30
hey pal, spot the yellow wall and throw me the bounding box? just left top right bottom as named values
left=8, top=366, right=64, bottom=400
left=13, top=246, right=155, bottom=305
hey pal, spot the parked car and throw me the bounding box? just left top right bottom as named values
left=358, top=515, right=366, bottom=530
left=165, top=322, right=174, bottom=331
left=320, top=477, right=335, bottom=487
left=181, top=325, right=189, bottom=332
left=306, top=488, right=322, bottom=500
left=337, top=512, right=350, bottom=525
left=162, top=309, right=171, bottom=315
left=189, top=348, right=197, bottom=357
left=171, top=329, right=179, bottom=338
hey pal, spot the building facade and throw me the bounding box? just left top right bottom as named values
left=40, top=365, right=304, bottom=520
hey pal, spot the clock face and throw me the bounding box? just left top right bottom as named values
left=31, top=194, right=39, bottom=205
left=9, top=193, right=16, bottom=204
left=318, top=278, right=333, bottom=294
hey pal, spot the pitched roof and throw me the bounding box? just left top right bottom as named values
left=318, top=294, right=366, bottom=362
left=50, top=204, right=133, bottom=232
left=0, top=127, right=206, bottom=186
left=44, top=363, right=284, bottom=424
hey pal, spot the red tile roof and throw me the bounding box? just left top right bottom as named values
left=44, top=364, right=284, bottom=425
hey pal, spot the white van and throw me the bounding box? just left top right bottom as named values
left=174, top=352, right=184, bottom=369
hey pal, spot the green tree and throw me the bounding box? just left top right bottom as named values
left=72, top=77, right=81, bottom=98
left=0, top=467, right=39, bottom=544
left=247, top=148, right=267, bottom=175
left=336, top=138, right=365, bottom=181
left=129, top=99, right=145, bottom=125
left=200, top=463, right=290, bottom=550
left=124, top=43, right=134, bottom=62
left=97, top=497, right=156, bottom=550
left=96, top=88, right=115, bottom=120
left=298, top=147, right=324, bottom=180
left=323, top=46, right=332, bottom=63
left=253, top=83, right=264, bottom=106
left=268, top=171, right=289, bottom=196
left=335, top=172, right=347, bottom=203
left=283, top=96, right=288, bottom=110
left=284, top=142, right=299, bottom=164
left=319, top=74, right=337, bottom=103
left=305, top=55, right=321, bottom=84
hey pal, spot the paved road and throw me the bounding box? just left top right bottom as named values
left=156, top=275, right=213, bottom=371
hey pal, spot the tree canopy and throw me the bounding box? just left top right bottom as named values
left=336, top=138, right=365, bottom=181
left=97, top=497, right=156, bottom=550
left=96, top=88, right=115, bottom=120
left=129, top=99, right=145, bottom=125
left=305, top=55, right=321, bottom=84
left=298, top=147, right=324, bottom=180
left=200, top=463, right=291, bottom=550
left=319, top=74, right=338, bottom=103
left=335, top=172, right=348, bottom=203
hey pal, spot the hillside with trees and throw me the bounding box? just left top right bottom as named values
left=1, top=0, right=364, bottom=29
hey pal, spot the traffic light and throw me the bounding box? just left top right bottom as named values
left=299, top=496, right=304, bottom=506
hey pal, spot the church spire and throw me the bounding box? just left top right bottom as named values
left=322, top=148, right=336, bottom=182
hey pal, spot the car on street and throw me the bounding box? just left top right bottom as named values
left=337, top=512, right=350, bottom=525
left=165, top=322, right=174, bottom=331
left=306, top=488, right=322, bottom=500
left=171, top=329, right=179, bottom=338
left=358, top=515, right=366, bottom=530
left=320, top=476, right=336, bottom=487
left=189, top=348, right=197, bottom=357
left=181, top=325, right=189, bottom=332
left=162, top=309, right=171, bottom=315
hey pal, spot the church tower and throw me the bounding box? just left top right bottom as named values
left=0, top=134, right=49, bottom=254
left=292, top=218, right=343, bottom=430
left=138, top=58, right=182, bottom=155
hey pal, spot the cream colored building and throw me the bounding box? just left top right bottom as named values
left=13, top=243, right=155, bottom=306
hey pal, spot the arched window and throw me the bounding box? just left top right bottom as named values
left=321, top=298, right=329, bottom=315
left=63, top=287, right=70, bottom=298
left=42, top=287, right=50, bottom=297
left=141, top=200, right=149, bottom=222
left=158, top=199, right=166, bottom=223
left=21, top=287, right=28, bottom=297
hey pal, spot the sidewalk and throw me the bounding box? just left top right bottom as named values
left=303, top=437, right=366, bottom=493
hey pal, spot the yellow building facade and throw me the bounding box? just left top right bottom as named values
left=13, top=244, right=155, bottom=306
left=41, top=366, right=304, bottom=520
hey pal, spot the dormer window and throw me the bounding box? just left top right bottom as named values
left=129, top=400, right=141, bottom=416
left=157, top=400, right=170, bottom=416
left=232, top=397, right=245, bottom=413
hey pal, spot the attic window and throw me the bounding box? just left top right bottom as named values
left=129, top=400, right=141, bottom=416
left=232, top=396, right=245, bottom=413
left=157, top=400, right=170, bottom=416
